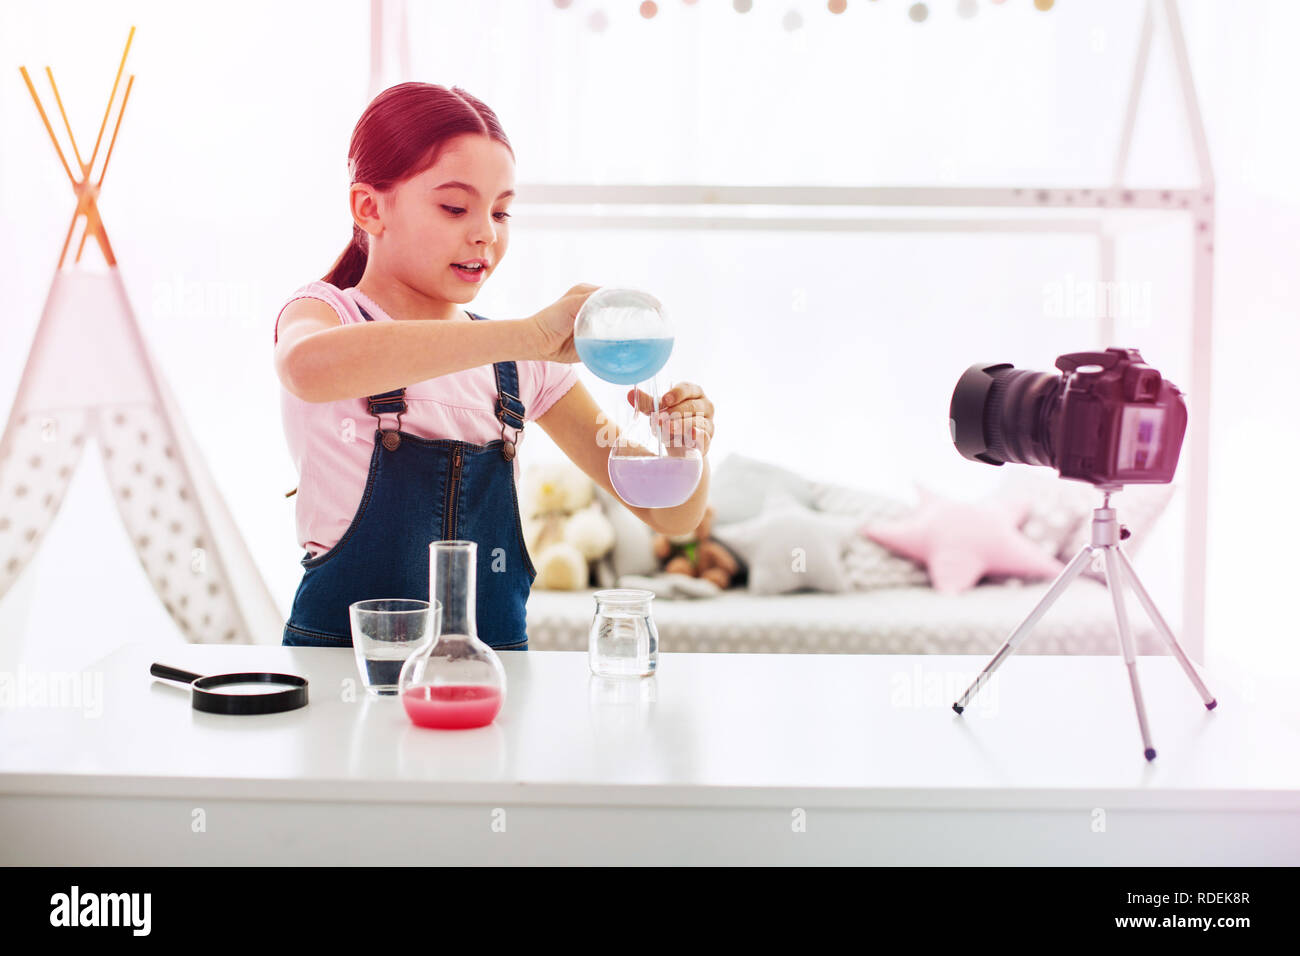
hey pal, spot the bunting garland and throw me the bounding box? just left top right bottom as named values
left=552, top=0, right=1057, bottom=32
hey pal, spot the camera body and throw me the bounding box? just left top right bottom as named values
left=949, top=347, right=1187, bottom=486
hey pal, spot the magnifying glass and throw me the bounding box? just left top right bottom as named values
left=150, top=663, right=309, bottom=715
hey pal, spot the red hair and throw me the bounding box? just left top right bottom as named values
left=324, top=82, right=514, bottom=288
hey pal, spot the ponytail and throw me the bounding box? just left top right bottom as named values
left=323, top=223, right=369, bottom=289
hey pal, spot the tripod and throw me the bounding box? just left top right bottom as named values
left=952, top=485, right=1216, bottom=761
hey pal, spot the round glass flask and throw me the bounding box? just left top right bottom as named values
left=574, top=286, right=674, bottom=384
left=574, top=287, right=702, bottom=509
left=398, top=540, right=506, bottom=729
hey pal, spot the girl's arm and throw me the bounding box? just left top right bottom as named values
left=275, top=296, right=547, bottom=403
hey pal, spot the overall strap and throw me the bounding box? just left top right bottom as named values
left=356, top=300, right=526, bottom=460
left=493, top=360, right=526, bottom=432
left=357, top=303, right=407, bottom=422
left=474, top=312, right=528, bottom=461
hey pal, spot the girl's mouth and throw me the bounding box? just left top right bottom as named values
left=451, top=264, right=485, bottom=282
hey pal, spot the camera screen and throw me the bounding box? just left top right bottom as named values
left=1116, top=405, right=1165, bottom=471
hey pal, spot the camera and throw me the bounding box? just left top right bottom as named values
left=948, top=347, right=1187, bottom=486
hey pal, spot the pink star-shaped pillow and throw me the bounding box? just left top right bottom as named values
left=861, top=487, right=1066, bottom=594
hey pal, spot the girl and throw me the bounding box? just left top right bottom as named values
left=274, top=82, right=716, bottom=650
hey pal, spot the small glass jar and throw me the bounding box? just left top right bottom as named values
left=588, top=588, right=658, bottom=678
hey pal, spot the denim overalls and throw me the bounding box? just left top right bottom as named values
left=281, top=305, right=536, bottom=650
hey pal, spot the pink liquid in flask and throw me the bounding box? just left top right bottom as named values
left=608, top=455, right=703, bottom=508
left=403, top=685, right=502, bottom=729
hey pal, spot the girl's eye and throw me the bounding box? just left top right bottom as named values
left=441, top=205, right=511, bottom=222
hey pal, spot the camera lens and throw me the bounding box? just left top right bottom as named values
left=950, top=362, right=1062, bottom=468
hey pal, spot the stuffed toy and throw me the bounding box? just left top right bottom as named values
left=519, top=462, right=616, bottom=590
left=652, top=504, right=740, bottom=590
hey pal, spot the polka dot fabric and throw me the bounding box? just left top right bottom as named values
left=808, top=479, right=930, bottom=591
left=0, top=409, right=87, bottom=594
left=95, top=405, right=244, bottom=642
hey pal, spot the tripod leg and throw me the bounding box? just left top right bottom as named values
left=1114, top=546, right=1217, bottom=710
left=1101, top=547, right=1158, bottom=761
left=953, top=544, right=1094, bottom=714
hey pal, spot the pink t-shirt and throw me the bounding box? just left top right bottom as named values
left=276, top=281, right=579, bottom=558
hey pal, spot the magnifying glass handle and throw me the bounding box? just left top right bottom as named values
left=150, top=663, right=204, bottom=684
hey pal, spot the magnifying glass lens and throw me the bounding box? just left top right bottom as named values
left=215, top=681, right=300, bottom=695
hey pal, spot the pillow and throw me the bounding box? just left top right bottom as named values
left=993, top=470, right=1087, bottom=559
left=1056, top=484, right=1176, bottom=564
left=711, top=487, right=859, bottom=595
left=593, top=553, right=618, bottom=589
left=862, top=487, right=1066, bottom=594
left=616, top=573, right=722, bottom=600
left=995, top=470, right=1177, bottom=580
left=593, top=484, right=659, bottom=579
left=809, top=478, right=908, bottom=518
left=841, top=534, right=932, bottom=591
left=809, top=478, right=930, bottom=590
left=709, top=452, right=816, bottom=526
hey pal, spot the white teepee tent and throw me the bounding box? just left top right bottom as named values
left=1, top=27, right=281, bottom=645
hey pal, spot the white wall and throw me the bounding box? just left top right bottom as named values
left=0, top=1, right=1295, bottom=705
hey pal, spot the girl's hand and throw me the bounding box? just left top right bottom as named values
left=628, top=382, right=715, bottom=457
left=527, top=284, right=601, bottom=363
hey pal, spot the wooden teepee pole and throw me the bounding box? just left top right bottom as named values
left=18, top=26, right=136, bottom=270
left=77, top=26, right=136, bottom=264
left=45, top=66, right=88, bottom=175
left=18, top=66, right=76, bottom=186
left=87, top=26, right=135, bottom=181
left=76, top=72, right=134, bottom=265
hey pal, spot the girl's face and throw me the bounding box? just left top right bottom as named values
left=373, top=135, right=515, bottom=304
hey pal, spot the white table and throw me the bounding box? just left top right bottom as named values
left=1, top=643, right=1297, bottom=865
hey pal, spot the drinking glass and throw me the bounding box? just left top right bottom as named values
left=349, top=598, right=441, bottom=697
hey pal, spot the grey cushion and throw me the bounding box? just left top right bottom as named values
left=808, top=478, right=931, bottom=590
left=617, top=573, right=722, bottom=599
left=593, top=484, right=659, bottom=578
left=711, top=488, right=859, bottom=595
left=998, top=470, right=1176, bottom=580
left=710, top=452, right=816, bottom=526
left=1056, top=484, right=1176, bottom=563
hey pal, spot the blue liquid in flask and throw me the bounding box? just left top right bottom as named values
left=575, top=337, right=674, bottom=385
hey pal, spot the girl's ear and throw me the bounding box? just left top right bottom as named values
left=351, top=182, right=384, bottom=238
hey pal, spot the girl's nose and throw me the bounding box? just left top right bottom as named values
left=470, top=217, right=498, bottom=243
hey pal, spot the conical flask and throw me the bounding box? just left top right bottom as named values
left=399, top=540, right=506, bottom=729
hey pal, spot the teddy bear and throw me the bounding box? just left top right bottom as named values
left=519, top=461, right=617, bottom=590
left=651, top=504, right=740, bottom=590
